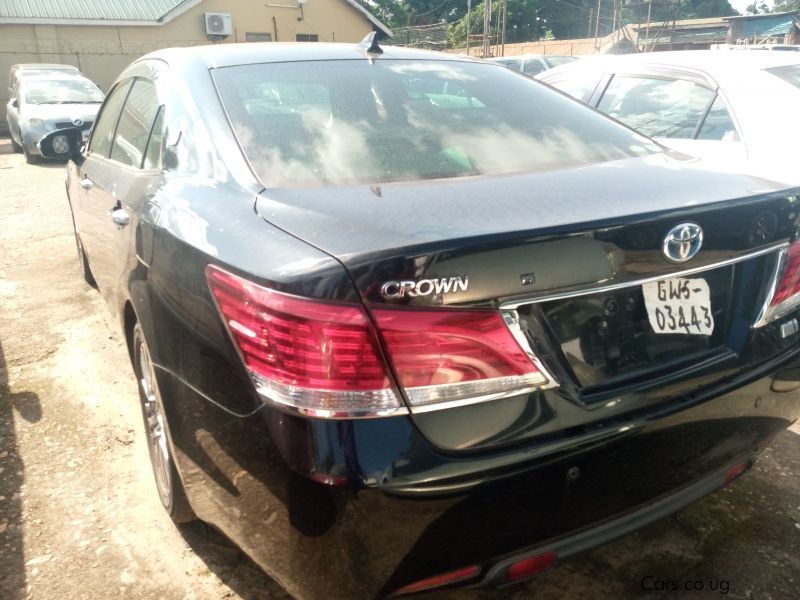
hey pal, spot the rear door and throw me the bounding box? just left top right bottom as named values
left=70, top=70, right=164, bottom=308
left=592, top=68, right=748, bottom=162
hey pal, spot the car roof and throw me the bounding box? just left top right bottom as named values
left=13, top=63, right=80, bottom=71
left=543, top=49, right=800, bottom=78
left=139, top=42, right=483, bottom=71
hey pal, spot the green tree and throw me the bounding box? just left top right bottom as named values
left=773, top=0, right=800, bottom=11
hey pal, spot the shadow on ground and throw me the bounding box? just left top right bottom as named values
left=0, top=339, right=42, bottom=599
left=177, top=521, right=288, bottom=600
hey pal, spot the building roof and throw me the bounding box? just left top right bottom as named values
left=0, top=0, right=200, bottom=24
left=726, top=12, right=799, bottom=39
left=0, top=0, right=392, bottom=35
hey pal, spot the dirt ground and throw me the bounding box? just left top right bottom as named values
left=0, top=136, right=799, bottom=600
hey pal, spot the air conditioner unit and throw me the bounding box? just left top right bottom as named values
left=204, top=12, right=233, bottom=36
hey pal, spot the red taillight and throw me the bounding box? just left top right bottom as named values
left=206, top=265, right=403, bottom=418
left=206, top=265, right=554, bottom=418
left=771, top=243, right=800, bottom=307
left=762, top=242, right=800, bottom=325
left=371, top=308, right=550, bottom=411
left=503, top=551, right=557, bottom=583
left=391, top=565, right=482, bottom=596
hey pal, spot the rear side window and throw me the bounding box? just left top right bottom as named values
left=110, top=79, right=161, bottom=168
left=88, top=79, right=132, bottom=158
left=765, top=63, right=800, bottom=89
left=597, top=75, right=716, bottom=139
left=213, top=59, right=658, bottom=187
left=544, top=72, right=602, bottom=102
left=522, top=59, right=546, bottom=76
left=696, top=95, right=738, bottom=141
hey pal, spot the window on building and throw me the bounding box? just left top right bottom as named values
left=246, top=32, right=272, bottom=42
left=296, top=34, right=319, bottom=42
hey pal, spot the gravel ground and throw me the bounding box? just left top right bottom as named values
left=0, top=136, right=799, bottom=600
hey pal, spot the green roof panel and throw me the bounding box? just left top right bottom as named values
left=0, top=0, right=192, bottom=22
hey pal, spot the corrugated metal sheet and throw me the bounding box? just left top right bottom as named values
left=737, top=15, right=797, bottom=39
left=0, top=0, right=189, bottom=22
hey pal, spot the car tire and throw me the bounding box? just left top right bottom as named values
left=133, top=323, right=196, bottom=524
left=23, top=144, right=40, bottom=164
left=73, top=226, right=97, bottom=288
left=11, top=131, right=22, bottom=153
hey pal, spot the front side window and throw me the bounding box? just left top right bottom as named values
left=110, top=79, right=161, bottom=168
left=88, top=79, right=132, bottom=158
left=212, top=59, right=658, bottom=187
left=597, top=74, right=716, bottom=139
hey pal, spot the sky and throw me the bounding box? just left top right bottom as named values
left=729, top=0, right=775, bottom=14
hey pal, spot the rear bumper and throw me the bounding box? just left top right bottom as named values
left=156, top=352, right=800, bottom=599
left=475, top=454, right=753, bottom=590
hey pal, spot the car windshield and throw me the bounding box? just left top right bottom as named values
left=212, top=59, right=658, bottom=187
left=24, top=78, right=104, bottom=104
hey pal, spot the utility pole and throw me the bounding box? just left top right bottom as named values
left=482, top=0, right=492, bottom=57
left=466, top=0, right=471, bottom=55
left=645, top=0, right=652, bottom=52
left=501, top=0, right=507, bottom=56
left=594, top=0, right=602, bottom=48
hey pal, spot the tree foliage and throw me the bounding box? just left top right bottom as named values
left=360, top=0, right=743, bottom=47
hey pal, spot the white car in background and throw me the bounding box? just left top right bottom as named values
left=537, top=51, right=800, bottom=184
left=6, top=72, right=104, bottom=163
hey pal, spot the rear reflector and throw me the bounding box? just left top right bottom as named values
left=724, top=462, right=748, bottom=484
left=371, top=308, right=550, bottom=411
left=391, top=565, right=481, bottom=596
left=206, top=265, right=404, bottom=418
left=759, top=242, right=800, bottom=325
left=503, top=551, right=557, bottom=583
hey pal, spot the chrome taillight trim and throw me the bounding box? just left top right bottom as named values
left=753, top=246, right=789, bottom=328
left=250, top=371, right=409, bottom=419
left=500, top=242, right=788, bottom=309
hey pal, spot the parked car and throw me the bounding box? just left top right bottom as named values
left=6, top=71, right=104, bottom=163
left=490, top=53, right=578, bottom=76
left=537, top=50, right=800, bottom=184
left=39, top=39, right=800, bottom=599
left=7, top=62, right=80, bottom=96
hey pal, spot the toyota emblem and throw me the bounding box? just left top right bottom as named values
left=662, top=223, right=703, bottom=263
left=73, top=118, right=83, bottom=127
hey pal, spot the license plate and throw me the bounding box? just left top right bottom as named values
left=642, top=277, right=714, bottom=335
left=81, top=130, right=90, bottom=142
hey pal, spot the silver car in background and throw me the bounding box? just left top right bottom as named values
left=6, top=72, right=104, bottom=163
left=537, top=51, right=800, bottom=185
left=490, top=54, right=578, bottom=76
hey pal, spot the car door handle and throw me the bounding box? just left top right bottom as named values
left=79, top=177, right=93, bottom=190
left=109, top=207, right=130, bottom=229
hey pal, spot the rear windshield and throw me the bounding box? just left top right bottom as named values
left=212, top=59, right=658, bottom=187
left=765, top=63, right=800, bottom=89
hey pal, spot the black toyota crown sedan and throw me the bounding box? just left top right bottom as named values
left=40, top=37, right=800, bottom=599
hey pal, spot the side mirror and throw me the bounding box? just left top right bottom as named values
left=38, top=127, right=85, bottom=164
left=10, top=98, right=19, bottom=108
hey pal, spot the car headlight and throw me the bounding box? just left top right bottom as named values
left=52, top=134, right=69, bottom=154
left=28, top=118, right=45, bottom=128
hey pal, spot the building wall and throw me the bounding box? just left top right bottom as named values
left=0, top=0, right=375, bottom=128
